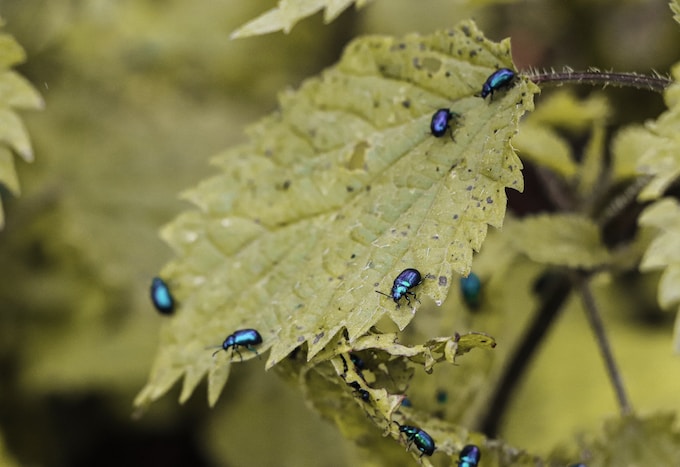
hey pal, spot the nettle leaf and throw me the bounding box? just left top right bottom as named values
left=636, top=63, right=680, bottom=200
left=0, top=27, right=44, bottom=228
left=231, top=0, right=373, bottom=38
left=514, top=90, right=610, bottom=181
left=136, top=21, right=537, bottom=408
left=639, top=197, right=680, bottom=351
left=672, top=0, right=680, bottom=25
left=611, top=126, right=659, bottom=182
left=582, top=413, right=680, bottom=466
left=506, top=214, right=611, bottom=269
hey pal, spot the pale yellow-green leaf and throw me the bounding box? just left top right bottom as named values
left=507, top=214, right=611, bottom=268
left=671, top=0, right=680, bottom=25
left=0, top=71, right=44, bottom=110
left=576, top=121, right=605, bottom=198
left=637, top=63, right=680, bottom=200
left=0, top=108, right=33, bottom=162
left=638, top=197, right=680, bottom=350
left=583, top=413, right=680, bottom=467
left=527, top=89, right=610, bottom=133
left=137, top=21, right=537, bottom=407
left=513, top=121, right=576, bottom=179
left=639, top=198, right=680, bottom=272
left=0, top=25, right=42, bottom=229
left=0, top=33, right=25, bottom=68
left=0, top=146, right=18, bottom=194
left=611, top=125, right=659, bottom=182
left=231, top=0, right=373, bottom=38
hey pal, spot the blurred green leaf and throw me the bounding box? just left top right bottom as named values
left=583, top=413, right=680, bottom=467
left=0, top=25, right=42, bottom=228
left=637, top=63, right=680, bottom=200
left=231, top=0, right=373, bottom=38
left=136, top=20, right=538, bottom=408
left=507, top=214, right=611, bottom=268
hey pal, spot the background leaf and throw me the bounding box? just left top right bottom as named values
left=137, top=20, right=538, bottom=408
left=506, top=214, right=612, bottom=268
left=0, top=25, right=42, bottom=228
left=231, top=0, right=373, bottom=38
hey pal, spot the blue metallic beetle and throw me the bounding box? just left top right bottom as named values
left=376, top=268, right=423, bottom=307
left=460, top=272, right=482, bottom=309
left=212, top=329, right=263, bottom=360
left=397, top=423, right=435, bottom=457
left=430, top=108, right=459, bottom=138
left=480, top=68, right=516, bottom=99
left=458, top=444, right=481, bottom=467
left=150, top=277, right=174, bottom=315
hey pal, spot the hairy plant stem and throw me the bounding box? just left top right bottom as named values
left=479, top=273, right=573, bottom=437
left=527, top=70, right=672, bottom=93
left=575, top=273, right=634, bottom=415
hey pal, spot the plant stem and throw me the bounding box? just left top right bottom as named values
left=575, top=273, right=634, bottom=415
left=479, top=272, right=573, bottom=437
left=527, top=69, right=672, bottom=93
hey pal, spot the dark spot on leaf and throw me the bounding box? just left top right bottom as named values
left=282, top=180, right=291, bottom=190
left=445, top=71, right=451, bottom=77
left=432, top=235, right=439, bottom=240
left=453, top=214, right=459, bottom=220
left=346, top=186, right=354, bottom=192
left=351, top=253, right=356, bottom=259
left=486, top=197, right=493, bottom=204
left=398, top=43, right=406, bottom=49
left=402, top=100, right=411, bottom=108
left=401, top=231, right=408, bottom=237
left=438, top=276, right=447, bottom=286
left=297, top=336, right=305, bottom=343
left=337, top=275, right=344, bottom=280
left=466, top=185, right=473, bottom=191
left=469, top=50, right=477, bottom=58
left=313, top=332, right=325, bottom=344
left=462, top=25, right=470, bottom=36
left=366, top=185, right=371, bottom=191
left=373, top=282, right=380, bottom=287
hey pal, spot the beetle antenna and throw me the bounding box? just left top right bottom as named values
left=375, top=290, right=392, bottom=298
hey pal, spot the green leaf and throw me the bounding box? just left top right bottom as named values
left=513, top=121, right=576, bottom=179
left=584, top=413, right=680, bottom=466
left=231, top=0, right=373, bottom=38
left=527, top=89, right=610, bottom=133
left=506, top=214, right=611, bottom=268
left=136, top=21, right=538, bottom=407
left=0, top=24, right=43, bottom=229
left=636, top=63, right=680, bottom=200
left=513, top=90, right=610, bottom=181
left=611, top=125, right=658, bottom=182
left=576, top=121, right=605, bottom=198
left=671, top=0, right=680, bottom=26
left=638, top=198, right=680, bottom=351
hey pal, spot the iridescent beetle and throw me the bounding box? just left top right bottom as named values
left=460, top=272, right=482, bottom=309
left=150, top=277, right=174, bottom=315
left=396, top=423, right=435, bottom=457
left=212, top=329, right=263, bottom=361
left=458, top=444, right=481, bottom=467
left=480, top=68, right=516, bottom=100
left=376, top=268, right=423, bottom=307
left=430, top=108, right=460, bottom=139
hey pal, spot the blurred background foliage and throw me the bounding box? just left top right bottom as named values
left=1, top=0, right=680, bottom=466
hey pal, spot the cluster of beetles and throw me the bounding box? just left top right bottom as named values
left=149, top=68, right=589, bottom=465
